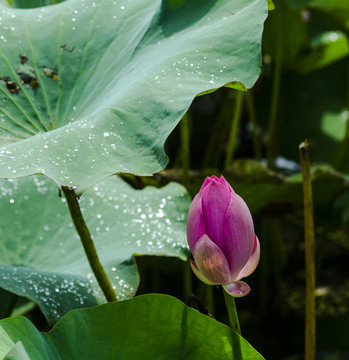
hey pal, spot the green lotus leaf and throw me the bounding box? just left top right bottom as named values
left=0, top=175, right=190, bottom=323
left=0, top=0, right=268, bottom=195
left=0, top=294, right=265, bottom=360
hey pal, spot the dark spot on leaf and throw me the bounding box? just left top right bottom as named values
left=1, top=77, right=20, bottom=94
left=42, top=67, right=58, bottom=81
left=16, top=64, right=39, bottom=90
left=60, top=44, right=75, bottom=53
left=59, top=84, right=63, bottom=89
left=19, top=54, right=28, bottom=64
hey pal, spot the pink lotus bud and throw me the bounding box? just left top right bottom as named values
left=187, top=175, right=260, bottom=297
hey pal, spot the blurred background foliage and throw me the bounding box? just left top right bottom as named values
left=142, top=0, right=349, bottom=358
left=2, top=0, right=349, bottom=359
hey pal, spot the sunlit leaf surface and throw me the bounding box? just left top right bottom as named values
left=0, top=0, right=268, bottom=194
left=0, top=175, right=190, bottom=323
left=0, top=294, right=265, bottom=360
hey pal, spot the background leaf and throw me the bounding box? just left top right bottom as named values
left=4, top=342, right=30, bottom=360
left=0, top=175, right=190, bottom=323
left=0, top=0, right=268, bottom=194
left=0, top=294, right=265, bottom=360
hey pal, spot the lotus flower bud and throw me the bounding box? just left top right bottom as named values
left=187, top=175, right=260, bottom=297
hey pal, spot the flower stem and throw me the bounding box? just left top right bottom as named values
left=183, top=258, right=192, bottom=299
left=224, top=90, right=244, bottom=170
left=299, top=141, right=316, bottom=360
left=246, top=90, right=262, bottom=161
left=223, top=289, right=241, bottom=334
left=180, top=111, right=191, bottom=188
left=334, top=62, right=349, bottom=170
left=267, top=0, right=284, bottom=168
left=62, top=186, right=118, bottom=302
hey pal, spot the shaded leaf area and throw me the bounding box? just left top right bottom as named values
left=277, top=59, right=348, bottom=171
left=0, top=294, right=264, bottom=360
left=263, top=0, right=349, bottom=73
left=11, top=0, right=65, bottom=8
left=292, top=31, right=349, bottom=75
left=256, top=54, right=349, bottom=172
left=0, top=175, right=190, bottom=323
left=0, top=288, right=35, bottom=319
left=0, top=0, right=268, bottom=194
left=288, top=0, right=349, bottom=33
left=260, top=0, right=349, bottom=173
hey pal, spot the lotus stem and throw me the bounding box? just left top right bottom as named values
left=223, top=289, right=241, bottom=334
left=246, top=90, right=262, bottom=161
left=224, top=90, right=244, bottom=169
left=183, top=258, right=192, bottom=298
left=180, top=111, right=191, bottom=188
left=334, top=62, right=349, bottom=169
left=267, top=0, right=284, bottom=168
left=62, top=186, right=118, bottom=302
left=299, top=141, right=316, bottom=360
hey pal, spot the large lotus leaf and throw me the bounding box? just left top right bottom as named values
left=0, top=294, right=265, bottom=360
left=0, top=175, right=190, bottom=323
left=0, top=0, right=268, bottom=195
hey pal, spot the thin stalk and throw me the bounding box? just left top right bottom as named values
left=62, top=186, right=118, bottom=302
left=180, top=112, right=191, bottom=188
left=183, top=258, right=192, bottom=299
left=299, top=141, right=316, bottom=360
left=224, top=90, right=244, bottom=170
left=202, top=91, right=232, bottom=168
left=267, top=1, right=284, bottom=168
left=334, top=116, right=349, bottom=169
left=334, top=62, right=349, bottom=169
left=223, top=289, right=241, bottom=334
left=246, top=90, right=262, bottom=160
left=205, top=284, right=214, bottom=316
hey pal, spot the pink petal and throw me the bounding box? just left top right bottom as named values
left=190, top=260, right=217, bottom=285
left=223, top=193, right=255, bottom=279
left=236, top=235, right=260, bottom=281
left=201, top=180, right=231, bottom=250
left=193, top=234, right=232, bottom=284
left=186, top=192, right=206, bottom=253
left=223, top=281, right=251, bottom=297
left=201, top=176, right=220, bottom=190
left=219, top=176, right=233, bottom=193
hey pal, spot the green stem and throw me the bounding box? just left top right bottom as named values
left=183, top=258, right=192, bottom=299
left=246, top=90, right=262, bottom=160
left=62, top=186, right=118, bottom=302
left=224, top=90, right=244, bottom=170
left=299, top=141, right=316, bottom=360
left=334, top=62, right=349, bottom=169
left=202, top=91, right=231, bottom=168
left=205, top=284, right=214, bottom=316
left=180, top=112, right=191, bottom=188
left=267, top=1, right=284, bottom=168
left=334, top=115, right=349, bottom=169
left=223, top=289, right=241, bottom=334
